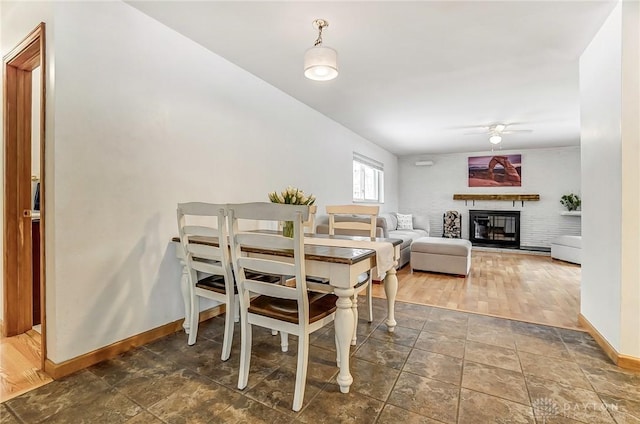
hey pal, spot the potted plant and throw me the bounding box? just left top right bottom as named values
left=560, top=193, right=581, bottom=211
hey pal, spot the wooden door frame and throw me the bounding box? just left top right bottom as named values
left=3, top=23, right=46, bottom=368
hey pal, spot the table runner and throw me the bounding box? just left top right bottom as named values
left=303, top=237, right=395, bottom=280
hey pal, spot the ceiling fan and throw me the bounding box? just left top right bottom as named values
left=464, top=123, right=533, bottom=145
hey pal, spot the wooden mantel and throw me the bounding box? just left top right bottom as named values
left=453, top=193, right=540, bottom=206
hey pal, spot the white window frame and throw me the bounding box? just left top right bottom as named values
left=353, top=153, right=384, bottom=203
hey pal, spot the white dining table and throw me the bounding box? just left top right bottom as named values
left=172, top=232, right=402, bottom=394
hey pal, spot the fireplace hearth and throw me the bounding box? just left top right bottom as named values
left=469, top=210, right=520, bottom=248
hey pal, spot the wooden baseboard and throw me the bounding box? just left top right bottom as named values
left=44, top=306, right=224, bottom=380
left=578, top=313, right=640, bottom=371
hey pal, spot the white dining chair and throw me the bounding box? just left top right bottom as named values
left=313, top=204, right=379, bottom=344
left=228, top=202, right=337, bottom=412
left=178, top=202, right=283, bottom=358
left=177, top=202, right=236, bottom=360
left=278, top=204, right=317, bottom=234
left=304, top=204, right=318, bottom=234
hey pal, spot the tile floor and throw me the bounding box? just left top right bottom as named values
left=2, top=299, right=639, bottom=423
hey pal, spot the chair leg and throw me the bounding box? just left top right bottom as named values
left=238, top=319, right=252, bottom=390
left=234, top=296, right=240, bottom=323
left=292, top=332, right=309, bottom=412
left=221, top=295, right=235, bottom=361
left=351, top=294, right=358, bottom=346
left=367, top=282, right=374, bottom=323
left=180, top=267, right=191, bottom=334
left=187, top=294, right=199, bottom=346
left=280, top=332, right=289, bottom=352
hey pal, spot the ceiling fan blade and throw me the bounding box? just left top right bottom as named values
left=503, top=129, right=533, bottom=134
left=448, top=124, right=491, bottom=130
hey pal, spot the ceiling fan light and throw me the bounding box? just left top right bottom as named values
left=304, top=46, right=338, bottom=81
left=489, top=134, right=502, bottom=144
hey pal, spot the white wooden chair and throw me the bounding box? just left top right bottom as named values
left=228, top=202, right=337, bottom=412
left=327, top=205, right=379, bottom=240
left=177, top=202, right=236, bottom=360
left=315, top=204, right=379, bottom=344
left=278, top=204, right=317, bottom=234
left=304, top=204, right=318, bottom=234
left=178, top=203, right=283, bottom=357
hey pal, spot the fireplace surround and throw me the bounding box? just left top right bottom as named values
left=469, top=210, right=520, bottom=248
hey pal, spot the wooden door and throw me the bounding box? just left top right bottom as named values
left=3, top=22, right=46, bottom=348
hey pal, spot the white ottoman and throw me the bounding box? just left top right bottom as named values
left=411, top=237, right=472, bottom=276
left=551, top=235, right=581, bottom=265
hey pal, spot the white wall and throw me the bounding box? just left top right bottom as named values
left=580, top=0, right=640, bottom=357
left=619, top=0, right=640, bottom=358
left=2, top=1, right=398, bottom=362
left=398, top=147, right=581, bottom=248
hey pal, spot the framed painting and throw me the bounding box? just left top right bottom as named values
left=468, top=154, right=522, bottom=187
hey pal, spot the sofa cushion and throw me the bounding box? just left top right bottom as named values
left=389, top=229, right=429, bottom=250
left=412, top=215, right=431, bottom=233
left=396, top=213, right=414, bottom=230
left=380, top=213, right=398, bottom=232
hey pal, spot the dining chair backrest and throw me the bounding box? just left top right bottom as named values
left=304, top=204, right=317, bottom=234
left=326, top=204, right=380, bottom=238
left=278, top=204, right=317, bottom=234
left=228, top=202, right=311, bottom=311
left=177, top=202, right=231, bottom=285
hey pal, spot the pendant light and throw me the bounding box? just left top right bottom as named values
left=489, top=134, right=502, bottom=144
left=304, top=19, right=338, bottom=81
left=489, top=124, right=505, bottom=144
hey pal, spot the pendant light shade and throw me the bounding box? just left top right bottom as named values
left=304, top=45, right=338, bottom=81
left=489, top=134, right=502, bottom=144
left=304, top=19, right=338, bottom=81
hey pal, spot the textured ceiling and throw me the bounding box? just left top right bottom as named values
left=128, top=1, right=616, bottom=156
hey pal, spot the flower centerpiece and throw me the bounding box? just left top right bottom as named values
left=268, top=186, right=316, bottom=237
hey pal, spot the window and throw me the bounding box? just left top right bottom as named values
left=353, top=153, right=384, bottom=203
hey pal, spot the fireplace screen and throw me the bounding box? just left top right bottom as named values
left=469, top=210, right=520, bottom=248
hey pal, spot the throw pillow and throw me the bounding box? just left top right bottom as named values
left=396, top=213, right=413, bottom=230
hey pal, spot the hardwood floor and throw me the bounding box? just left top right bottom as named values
left=0, top=330, right=52, bottom=403
left=372, top=250, right=582, bottom=330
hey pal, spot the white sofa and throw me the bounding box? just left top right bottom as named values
left=551, top=235, right=581, bottom=265
left=381, top=213, right=430, bottom=269
left=315, top=212, right=429, bottom=268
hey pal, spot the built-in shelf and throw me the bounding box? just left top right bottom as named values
left=560, top=211, right=582, bottom=217
left=453, top=193, right=540, bottom=206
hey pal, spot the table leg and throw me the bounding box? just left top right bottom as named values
left=333, top=287, right=355, bottom=393
left=179, top=261, right=191, bottom=334
left=383, top=265, right=398, bottom=333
